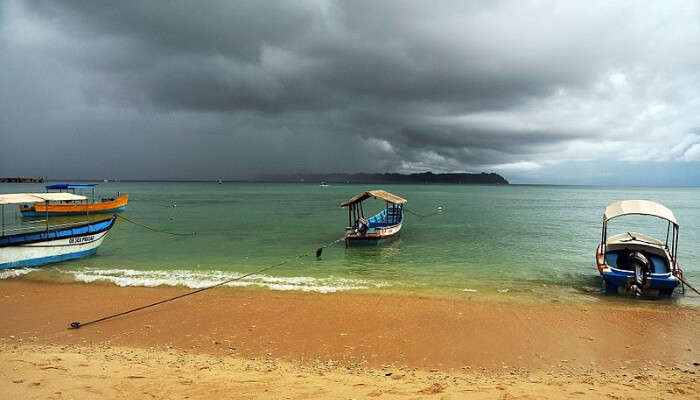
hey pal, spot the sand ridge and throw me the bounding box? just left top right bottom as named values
left=2, top=343, right=698, bottom=399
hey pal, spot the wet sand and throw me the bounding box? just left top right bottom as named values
left=1, top=279, right=699, bottom=398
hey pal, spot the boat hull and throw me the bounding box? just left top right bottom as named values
left=0, top=217, right=115, bottom=269
left=19, top=194, right=128, bottom=216
left=600, top=268, right=679, bottom=296
left=345, top=222, right=402, bottom=246
left=595, top=245, right=680, bottom=296
left=345, top=231, right=400, bottom=246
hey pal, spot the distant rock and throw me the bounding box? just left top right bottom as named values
left=0, top=177, right=44, bottom=183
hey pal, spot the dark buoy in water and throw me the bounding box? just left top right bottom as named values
left=316, top=248, right=323, bottom=258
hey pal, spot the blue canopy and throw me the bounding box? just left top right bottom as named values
left=45, top=184, right=97, bottom=189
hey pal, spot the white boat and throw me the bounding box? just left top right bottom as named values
left=0, top=193, right=116, bottom=269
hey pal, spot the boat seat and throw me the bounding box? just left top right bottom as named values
left=648, top=254, right=669, bottom=274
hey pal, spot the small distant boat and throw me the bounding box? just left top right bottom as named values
left=19, top=183, right=128, bottom=217
left=320, top=181, right=329, bottom=187
left=1, top=193, right=116, bottom=269
left=595, top=200, right=683, bottom=296
left=218, top=179, right=223, bottom=184
left=340, top=190, right=406, bottom=246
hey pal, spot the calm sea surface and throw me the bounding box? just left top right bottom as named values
left=1, top=182, right=699, bottom=306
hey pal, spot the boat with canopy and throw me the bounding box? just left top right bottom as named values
left=340, top=190, right=406, bottom=246
left=1, top=193, right=116, bottom=269
left=595, top=199, right=683, bottom=296
left=19, top=183, right=128, bottom=217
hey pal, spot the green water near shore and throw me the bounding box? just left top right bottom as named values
left=1, top=182, right=699, bottom=306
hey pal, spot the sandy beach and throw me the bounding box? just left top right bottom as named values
left=1, top=279, right=699, bottom=399
left=5, top=0, right=700, bottom=397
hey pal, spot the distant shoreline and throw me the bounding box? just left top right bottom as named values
left=5, top=180, right=700, bottom=188
left=13, top=172, right=508, bottom=185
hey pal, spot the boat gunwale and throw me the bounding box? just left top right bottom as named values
left=0, top=216, right=116, bottom=248
left=595, top=243, right=679, bottom=283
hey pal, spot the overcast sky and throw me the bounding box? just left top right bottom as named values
left=1, top=1, right=699, bottom=184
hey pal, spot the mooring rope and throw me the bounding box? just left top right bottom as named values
left=403, top=206, right=444, bottom=220
left=114, top=213, right=196, bottom=236
left=68, top=236, right=345, bottom=329
left=677, top=274, right=700, bottom=296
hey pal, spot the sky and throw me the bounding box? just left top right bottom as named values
left=1, top=1, right=699, bottom=184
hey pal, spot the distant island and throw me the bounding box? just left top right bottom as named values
left=261, top=172, right=509, bottom=184
left=0, top=177, right=44, bottom=183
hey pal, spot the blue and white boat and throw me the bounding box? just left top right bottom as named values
left=340, top=190, right=406, bottom=246
left=0, top=193, right=116, bottom=269
left=595, top=200, right=683, bottom=296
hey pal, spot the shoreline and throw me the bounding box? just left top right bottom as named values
left=6, top=266, right=698, bottom=308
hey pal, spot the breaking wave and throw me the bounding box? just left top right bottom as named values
left=60, top=268, right=388, bottom=293
left=0, top=267, right=35, bottom=280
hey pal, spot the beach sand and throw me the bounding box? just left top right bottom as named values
left=1, top=279, right=698, bottom=399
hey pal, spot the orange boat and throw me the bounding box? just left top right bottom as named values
left=19, top=184, right=128, bottom=216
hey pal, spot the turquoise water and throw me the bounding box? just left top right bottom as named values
left=1, top=182, right=699, bottom=305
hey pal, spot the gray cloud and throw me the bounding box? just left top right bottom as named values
left=1, top=1, right=699, bottom=181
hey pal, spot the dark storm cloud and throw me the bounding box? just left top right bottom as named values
left=38, top=0, right=583, bottom=111
left=2, top=1, right=700, bottom=181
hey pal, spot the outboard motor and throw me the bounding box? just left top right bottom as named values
left=628, top=251, right=650, bottom=296
left=356, top=217, right=369, bottom=236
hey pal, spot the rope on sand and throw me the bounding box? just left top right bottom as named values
left=68, top=237, right=345, bottom=329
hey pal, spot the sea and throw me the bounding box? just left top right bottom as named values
left=1, top=182, right=699, bottom=306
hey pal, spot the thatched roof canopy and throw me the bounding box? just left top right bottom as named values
left=340, top=190, right=407, bottom=207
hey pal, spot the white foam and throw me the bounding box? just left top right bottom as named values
left=62, top=268, right=388, bottom=294
left=0, top=268, right=35, bottom=279
left=461, top=288, right=477, bottom=292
